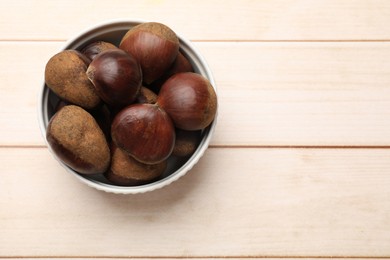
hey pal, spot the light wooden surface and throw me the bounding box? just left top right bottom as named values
left=1, top=0, right=390, bottom=259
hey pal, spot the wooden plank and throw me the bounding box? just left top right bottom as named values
left=0, top=259, right=383, bottom=260
left=0, top=256, right=389, bottom=260
left=1, top=0, right=390, bottom=41
left=3, top=42, right=390, bottom=146
left=0, top=42, right=60, bottom=146
left=1, top=147, right=390, bottom=257
left=202, top=42, right=390, bottom=146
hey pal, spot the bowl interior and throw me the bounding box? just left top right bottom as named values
left=39, top=20, right=217, bottom=194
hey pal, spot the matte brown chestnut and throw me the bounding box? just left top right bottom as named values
left=157, top=72, right=217, bottom=130
left=105, top=144, right=167, bottom=186
left=45, top=50, right=101, bottom=109
left=46, top=105, right=110, bottom=174
left=81, top=41, right=117, bottom=61
left=119, top=22, right=180, bottom=84
left=54, top=100, right=111, bottom=142
left=86, top=49, right=142, bottom=107
left=111, top=103, right=175, bottom=164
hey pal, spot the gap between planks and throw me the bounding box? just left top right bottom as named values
left=3, top=145, right=390, bottom=149
left=0, top=256, right=390, bottom=260
left=1, top=256, right=390, bottom=259
left=3, top=39, right=390, bottom=43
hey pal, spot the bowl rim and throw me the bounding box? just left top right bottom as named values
left=38, top=19, right=218, bottom=194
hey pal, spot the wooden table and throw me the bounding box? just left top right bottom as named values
left=1, top=0, right=390, bottom=259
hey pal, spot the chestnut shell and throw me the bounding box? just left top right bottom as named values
left=81, top=41, right=117, bottom=61
left=173, top=129, right=202, bottom=157
left=111, top=103, right=175, bottom=164
left=119, top=22, right=180, bottom=84
left=45, top=50, right=101, bottom=109
left=157, top=72, right=217, bottom=130
left=149, top=51, right=194, bottom=92
left=46, top=105, right=110, bottom=174
left=136, top=86, right=158, bottom=104
left=105, top=144, right=167, bottom=186
left=86, top=49, right=142, bottom=107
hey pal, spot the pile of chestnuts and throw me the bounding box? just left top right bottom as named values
left=44, top=22, right=217, bottom=186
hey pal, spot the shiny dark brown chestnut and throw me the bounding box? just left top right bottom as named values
left=157, top=72, right=217, bottom=130
left=150, top=51, right=194, bottom=91
left=86, top=49, right=142, bottom=107
left=119, top=22, right=179, bottom=84
left=111, top=103, right=175, bottom=164
left=166, top=52, right=194, bottom=76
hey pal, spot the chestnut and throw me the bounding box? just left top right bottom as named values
left=46, top=105, right=110, bottom=174
left=172, top=129, right=202, bottom=157
left=105, top=143, right=167, bottom=186
left=53, top=99, right=111, bottom=142
left=86, top=49, right=142, bottom=108
left=135, top=86, right=158, bottom=104
left=81, top=41, right=117, bottom=61
left=157, top=72, right=217, bottom=130
left=119, top=22, right=180, bottom=84
left=111, top=103, right=175, bottom=164
left=150, top=51, right=194, bottom=92
left=166, top=51, right=194, bottom=76
left=45, top=50, right=101, bottom=109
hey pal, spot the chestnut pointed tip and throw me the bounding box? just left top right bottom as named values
left=119, top=22, right=180, bottom=85
left=46, top=105, right=110, bottom=175
left=81, top=41, right=118, bottom=61
left=86, top=49, right=142, bottom=107
left=44, top=50, right=101, bottom=110
left=111, top=103, right=175, bottom=165
left=85, top=66, right=95, bottom=82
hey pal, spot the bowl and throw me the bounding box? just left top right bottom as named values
left=38, top=19, right=217, bottom=194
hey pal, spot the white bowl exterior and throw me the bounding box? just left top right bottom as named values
left=38, top=19, right=217, bottom=194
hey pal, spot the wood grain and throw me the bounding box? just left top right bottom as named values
left=3, top=42, right=390, bottom=147
left=1, top=148, right=389, bottom=257
left=0, top=42, right=59, bottom=147
left=1, top=0, right=390, bottom=41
